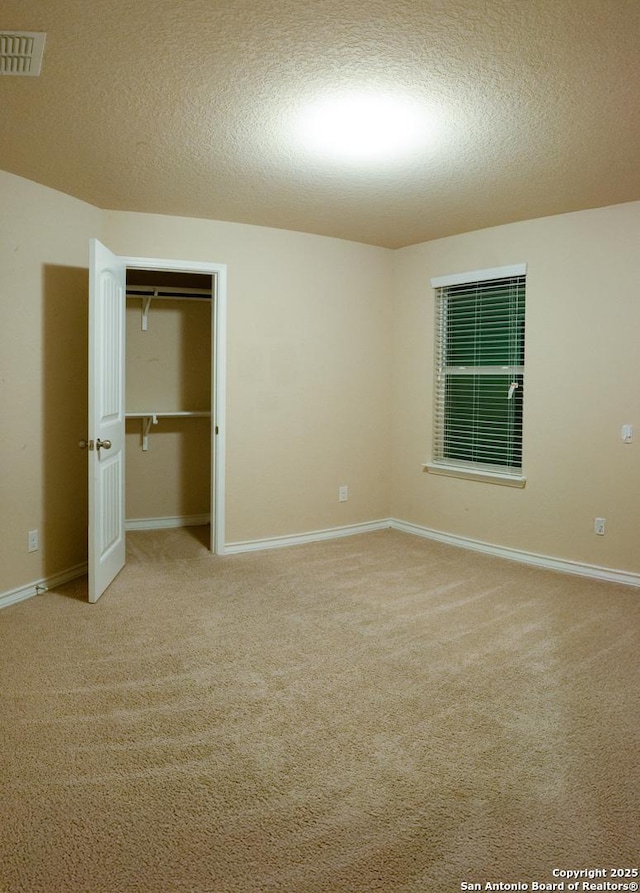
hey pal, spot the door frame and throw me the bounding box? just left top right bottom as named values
left=122, top=254, right=227, bottom=554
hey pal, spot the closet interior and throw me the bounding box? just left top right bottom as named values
left=124, top=268, right=213, bottom=538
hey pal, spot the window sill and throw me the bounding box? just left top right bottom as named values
left=422, top=462, right=527, bottom=488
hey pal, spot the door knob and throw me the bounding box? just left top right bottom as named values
left=96, top=439, right=112, bottom=451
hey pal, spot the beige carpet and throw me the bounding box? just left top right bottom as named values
left=1, top=529, right=639, bottom=893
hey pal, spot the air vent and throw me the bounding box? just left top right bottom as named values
left=0, top=31, right=46, bottom=76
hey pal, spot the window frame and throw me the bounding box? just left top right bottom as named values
left=425, top=264, right=527, bottom=488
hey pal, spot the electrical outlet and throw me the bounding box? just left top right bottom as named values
left=338, top=485, right=349, bottom=502
left=28, top=529, right=39, bottom=552
left=594, top=518, right=606, bottom=536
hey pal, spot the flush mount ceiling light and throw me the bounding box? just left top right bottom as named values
left=297, top=91, right=434, bottom=165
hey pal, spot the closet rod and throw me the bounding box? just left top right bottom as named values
left=127, top=287, right=212, bottom=330
left=126, top=287, right=211, bottom=300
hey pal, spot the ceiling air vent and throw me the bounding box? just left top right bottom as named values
left=0, top=31, right=46, bottom=76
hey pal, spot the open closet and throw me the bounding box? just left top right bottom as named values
left=124, top=269, right=213, bottom=536
left=87, top=240, right=226, bottom=602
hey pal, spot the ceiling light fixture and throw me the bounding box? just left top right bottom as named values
left=297, top=90, right=433, bottom=165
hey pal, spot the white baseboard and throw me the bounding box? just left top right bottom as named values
left=389, top=519, right=640, bottom=588
left=125, top=514, right=210, bottom=531
left=221, top=517, right=640, bottom=586
left=5, top=516, right=638, bottom=611
left=0, top=562, right=88, bottom=610
left=224, top=519, right=392, bottom=554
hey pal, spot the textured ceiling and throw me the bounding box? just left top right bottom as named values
left=1, top=0, right=639, bottom=248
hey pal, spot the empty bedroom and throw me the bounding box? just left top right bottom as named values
left=1, top=1, right=639, bottom=891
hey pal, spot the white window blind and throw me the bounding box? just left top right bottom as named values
left=432, top=267, right=526, bottom=477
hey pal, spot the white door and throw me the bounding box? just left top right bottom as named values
left=88, top=239, right=126, bottom=602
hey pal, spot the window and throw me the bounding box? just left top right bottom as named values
left=428, top=264, right=526, bottom=486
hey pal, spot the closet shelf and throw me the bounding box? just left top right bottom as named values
left=126, top=411, right=211, bottom=451
left=126, top=411, right=211, bottom=419
left=126, top=287, right=212, bottom=331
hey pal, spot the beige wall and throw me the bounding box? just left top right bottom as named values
left=0, top=173, right=393, bottom=596
left=103, top=211, right=394, bottom=545
left=125, top=296, right=212, bottom=521
left=0, top=171, right=103, bottom=593
left=391, top=202, right=640, bottom=573
left=2, top=166, right=640, bottom=598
